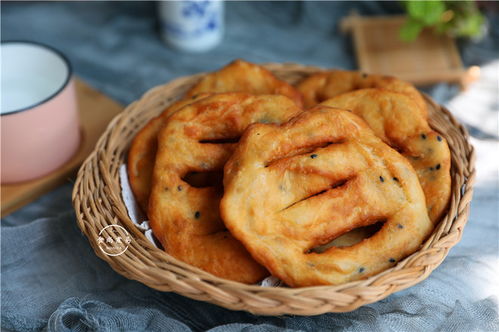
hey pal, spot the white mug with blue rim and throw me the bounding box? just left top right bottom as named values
left=158, top=0, right=224, bottom=53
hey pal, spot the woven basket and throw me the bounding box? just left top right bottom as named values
left=72, top=63, right=475, bottom=315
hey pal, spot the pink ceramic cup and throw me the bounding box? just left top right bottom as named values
left=1, top=41, right=81, bottom=183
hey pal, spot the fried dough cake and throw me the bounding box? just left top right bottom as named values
left=221, top=107, right=433, bottom=287
left=297, top=70, right=426, bottom=116
left=186, top=59, right=303, bottom=107
left=321, top=89, right=451, bottom=223
left=148, top=93, right=302, bottom=283
left=128, top=60, right=303, bottom=212
left=128, top=94, right=210, bottom=211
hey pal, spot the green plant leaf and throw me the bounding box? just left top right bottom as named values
left=400, top=0, right=486, bottom=40
left=400, top=19, right=424, bottom=42
left=406, top=0, right=446, bottom=26
left=456, top=12, right=485, bottom=37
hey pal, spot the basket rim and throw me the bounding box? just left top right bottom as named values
left=72, top=62, right=476, bottom=314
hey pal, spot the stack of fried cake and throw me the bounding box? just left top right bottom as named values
left=128, top=60, right=451, bottom=287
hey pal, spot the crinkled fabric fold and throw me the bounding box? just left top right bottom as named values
left=47, top=297, right=191, bottom=332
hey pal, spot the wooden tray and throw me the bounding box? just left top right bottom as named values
left=340, top=13, right=477, bottom=87
left=1, top=79, right=123, bottom=217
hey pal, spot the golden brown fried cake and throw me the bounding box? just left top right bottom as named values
left=297, top=70, right=426, bottom=116
left=321, top=89, right=451, bottom=223
left=221, top=107, right=433, bottom=287
left=148, top=93, right=302, bottom=283
left=128, top=60, right=303, bottom=212
left=128, top=94, right=210, bottom=211
left=186, top=59, right=303, bottom=107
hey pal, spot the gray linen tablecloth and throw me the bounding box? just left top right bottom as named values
left=2, top=2, right=498, bottom=331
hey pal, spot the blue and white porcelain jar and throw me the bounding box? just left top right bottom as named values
left=158, top=0, right=224, bottom=53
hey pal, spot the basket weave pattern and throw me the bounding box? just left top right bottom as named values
left=72, top=63, right=475, bottom=315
